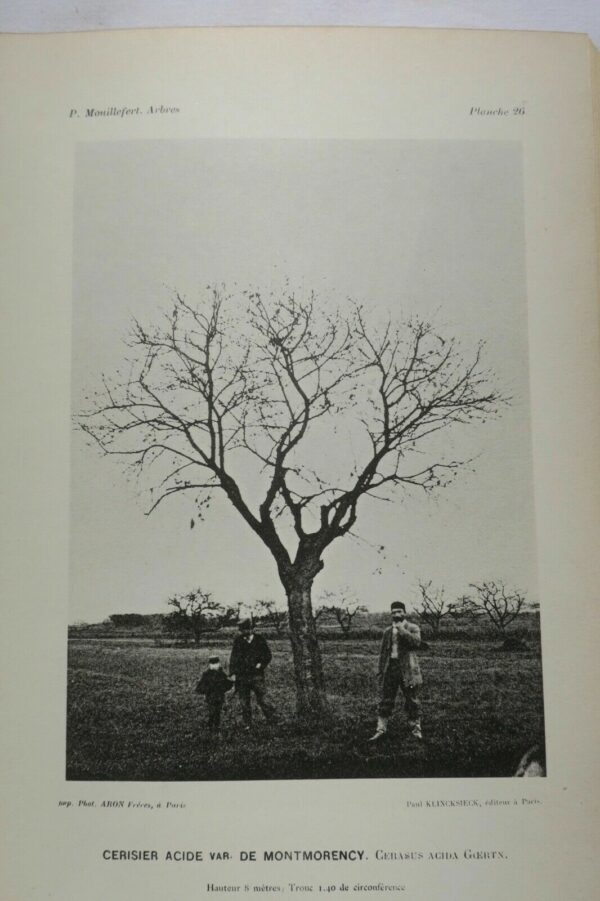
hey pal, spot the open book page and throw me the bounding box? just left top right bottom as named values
left=1, top=26, right=599, bottom=901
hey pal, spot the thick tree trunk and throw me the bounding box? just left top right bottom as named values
left=285, top=576, right=328, bottom=718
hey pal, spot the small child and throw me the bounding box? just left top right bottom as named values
left=195, top=655, right=233, bottom=734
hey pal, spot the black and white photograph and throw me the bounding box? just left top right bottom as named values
left=67, top=138, right=545, bottom=781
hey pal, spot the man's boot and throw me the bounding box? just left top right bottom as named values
left=368, top=716, right=388, bottom=742
left=409, top=719, right=423, bottom=740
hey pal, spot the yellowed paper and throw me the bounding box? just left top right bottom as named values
left=1, top=27, right=599, bottom=901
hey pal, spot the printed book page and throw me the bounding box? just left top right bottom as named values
left=0, top=26, right=599, bottom=901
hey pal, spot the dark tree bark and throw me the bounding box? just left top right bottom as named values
left=286, top=578, right=326, bottom=716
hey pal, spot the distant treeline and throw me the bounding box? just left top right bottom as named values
left=105, top=613, right=165, bottom=628
left=68, top=610, right=540, bottom=642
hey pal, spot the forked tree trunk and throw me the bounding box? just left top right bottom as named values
left=285, top=577, right=327, bottom=718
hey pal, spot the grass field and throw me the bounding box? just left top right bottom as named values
left=66, top=635, right=545, bottom=780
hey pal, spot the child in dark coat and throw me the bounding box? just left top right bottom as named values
left=195, top=655, right=233, bottom=734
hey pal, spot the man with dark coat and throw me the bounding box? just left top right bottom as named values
left=369, top=601, right=423, bottom=741
left=229, top=619, right=276, bottom=728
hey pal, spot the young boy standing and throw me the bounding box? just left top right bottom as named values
left=195, top=655, right=233, bottom=734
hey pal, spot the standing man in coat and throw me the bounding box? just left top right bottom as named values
left=229, top=619, right=276, bottom=729
left=369, top=601, right=423, bottom=742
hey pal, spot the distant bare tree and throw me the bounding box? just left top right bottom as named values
left=313, top=605, right=329, bottom=626
left=78, top=287, right=505, bottom=715
left=231, top=601, right=247, bottom=625
left=459, top=581, right=527, bottom=637
left=416, top=581, right=456, bottom=638
left=253, top=599, right=288, bottom=636
left=319, top=590, right=368, bottom=638
left=166, top=588, right=236, bottom=645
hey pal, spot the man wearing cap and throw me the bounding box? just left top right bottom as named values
left=369, top=601, right=423, bottom=741
left=229, top=620, right=276, bottom=729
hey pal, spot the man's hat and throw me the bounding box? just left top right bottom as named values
left=391, top=601, right=406, bottom=612
left=239, top=619, right=253, bottom=633
left=208, top=655, right=220, bottom=663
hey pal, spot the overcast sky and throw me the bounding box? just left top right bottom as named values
left=70, top=139, right=535, bottom=622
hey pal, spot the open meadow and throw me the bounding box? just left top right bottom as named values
left=66, top=631, right=545, bottom=780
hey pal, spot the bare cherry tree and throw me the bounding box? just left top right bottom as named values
left=319, top=589, right=368, bottom=638
left=166, top=588, right=235, bottom=645
left=416, top=581, right=456, bottom=639
left=313, top=605, right=329, bottom=627
left=78, top=287, right=504, bottom=716
left=460, top=581, right=527, bottom=637
left=252, top=599, right=288, bottom=636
